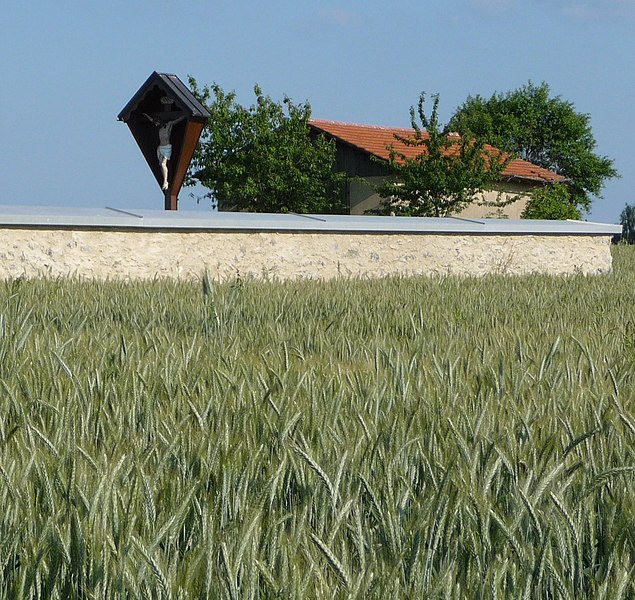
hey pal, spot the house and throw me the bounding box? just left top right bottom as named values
left=308, top=119, right=565, bottom=218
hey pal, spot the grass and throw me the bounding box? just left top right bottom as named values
left=0, top=245, right=634, bottom=598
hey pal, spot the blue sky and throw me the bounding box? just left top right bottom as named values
left=3, top=1, right=633, bottom=223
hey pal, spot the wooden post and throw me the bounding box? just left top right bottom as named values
left=164, top=188, right=177, bottom=211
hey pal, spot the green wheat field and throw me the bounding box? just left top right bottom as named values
left=1, top=246, right=635, bottom=599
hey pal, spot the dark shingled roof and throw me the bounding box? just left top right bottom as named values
left=118, top=71, right=210, bottom=122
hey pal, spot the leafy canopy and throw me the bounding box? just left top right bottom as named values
left=187, top=78, right=347, bottom=213
left=521, top=183, right=581, bottom=220
left=448, top=81, right=618, bottom=213
left=373, top=93, right=508, bottom=217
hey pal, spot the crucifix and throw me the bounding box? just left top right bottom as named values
left=118, top=72, right=210, bottom=210
left=143, top=105, right=186, bottom=191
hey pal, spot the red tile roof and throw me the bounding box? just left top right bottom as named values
left=309, top=119, right=565, bottom=184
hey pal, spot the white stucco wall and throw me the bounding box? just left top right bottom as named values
left=456, top=182, right=532, bottom=219
left=0, top=227, right=613, bottom=280
left=350, top=179, right=533, bottom=219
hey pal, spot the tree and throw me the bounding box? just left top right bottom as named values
left=187, top=78, right=347, bottom=213
left=521, top=183, right=581, bottom=220
left=620, top=204, right=635, bottom=244
left=447, top=81, right=619, bottom=214
left=373, top=93, right=508, bottom=217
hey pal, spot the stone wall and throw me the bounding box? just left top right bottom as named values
left=0, top=227, right=614, bottom=280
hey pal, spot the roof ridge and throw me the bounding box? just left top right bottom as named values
left=310, top=118, right=415, bottom=132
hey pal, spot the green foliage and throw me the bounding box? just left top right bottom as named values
left=620, top=203, right=635, bottom=244
left=1, top=248, right=635, bottom=597
left=187, top=77, right=348, bottom=213
left=374, top=93, right=507, bottom=217
left=521, top=183, right=582, bottom=220
left=448, top=81, right=619, bottom=213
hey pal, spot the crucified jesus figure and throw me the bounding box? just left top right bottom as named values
left=143, top=112, right=186, bottom=190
